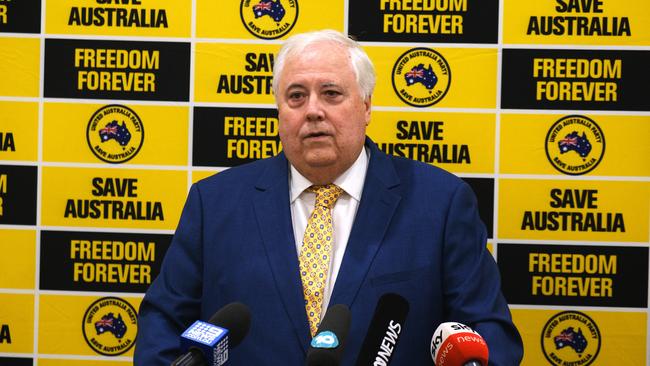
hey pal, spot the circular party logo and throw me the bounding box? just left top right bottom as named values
left=82, top=297, right=138, bottom=356
left=541, top=311, right=601, bottom=366
left=545, top=115, right=605, bottom=175
left=392, top=48, right=451, bottom=107
left=240, top=0, right=298, bottom=39
left=86, top=104, right=144, bottom=164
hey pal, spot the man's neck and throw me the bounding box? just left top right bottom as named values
left=298, top=169, right=344, bottom=186
left=289, top=146, right=369, bottom=187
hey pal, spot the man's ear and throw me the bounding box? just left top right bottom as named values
left=364, top=95, right=372, bottom=126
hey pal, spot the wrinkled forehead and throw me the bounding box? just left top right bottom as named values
left=279, top=42, right=356, bottom=85
left=285, top=40, right=351, bottom=69
left=288, top=38, right=346, bottom=56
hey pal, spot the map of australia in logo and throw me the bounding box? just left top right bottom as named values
left=554, top=327, right=588, bottom=354
left=99, top=121, right=132, bottom=146
left=405, top=64, right=438, bottom=90
left=95, top=312, right=128, bottom=339
left=253, top=0, right=286, bottom=21
left=558, top=131, right=591, bottom=158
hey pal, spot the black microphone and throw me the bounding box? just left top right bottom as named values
left=171, top=302, right=251, bottom=366
left=306, top=304, right=351, bottom=366
left=354, top=293, right=409, bottom=366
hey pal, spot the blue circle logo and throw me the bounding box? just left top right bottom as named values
left=310, top=330, right=339, bottom=349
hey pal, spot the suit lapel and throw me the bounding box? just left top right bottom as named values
left=330, top=139, right=401, bottom=307
left=252, top=154, right=312, bottom=351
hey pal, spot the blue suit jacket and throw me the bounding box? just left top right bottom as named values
left=135, top=138, right=523, bottom=365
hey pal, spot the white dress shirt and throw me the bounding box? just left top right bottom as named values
left=289, top=147, right=369, bottom=319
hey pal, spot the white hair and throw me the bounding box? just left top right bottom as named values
left=272, top=29, right=376, bottom=101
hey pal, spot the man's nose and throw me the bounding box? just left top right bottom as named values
left=305, top=94, right=325, bottom=121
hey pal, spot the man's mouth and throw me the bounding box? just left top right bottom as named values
left=304, top=131, right=329, bottom=139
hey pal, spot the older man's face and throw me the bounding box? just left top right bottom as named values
left=276, top=41, right=371, bottom=184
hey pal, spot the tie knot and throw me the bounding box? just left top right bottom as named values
left=307, top=184, right=343, bottom=209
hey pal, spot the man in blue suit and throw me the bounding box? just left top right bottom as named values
left=135, top=30, right=523, bottom=365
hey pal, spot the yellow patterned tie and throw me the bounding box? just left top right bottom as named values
left=299, top=184, right=344, bottom=337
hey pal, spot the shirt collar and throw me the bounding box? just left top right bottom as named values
left=289, top=146, right=369, bottom=203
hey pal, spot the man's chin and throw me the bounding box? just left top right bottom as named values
left=303, top=154, right=337, bottom=168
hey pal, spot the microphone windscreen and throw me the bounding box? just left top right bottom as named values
left=430, top=322, right=489, bottom=366
left=307, top=304, right=351, bottom=366
left=355, top=293, right=409, bottom=366
left=208, top=302, right=251, bottom=347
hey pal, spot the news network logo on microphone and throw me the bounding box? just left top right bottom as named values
left=181, top=320, right=229, bottom=365
left=430, top=322, right=488, bottom=366
left=311, top=330, right=340, bottom=349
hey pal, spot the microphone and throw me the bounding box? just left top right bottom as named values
left=171, top=302, right=251, bottom=366
left=355, top=293, right=409, bottom=366
left=430, top=322, right=489, bottom=366
left=306, top=304, right=351, bottom=366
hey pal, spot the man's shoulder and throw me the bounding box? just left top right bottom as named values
left=194, top=155, right=281, bottom=192
left=366, top=138, right=463, bottom=190
left=382, top=151, right=464, bottom=188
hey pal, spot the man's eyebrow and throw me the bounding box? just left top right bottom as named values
left=321, top=82, right=340, bottom=88
left=284, top=81, right=342, bottom=91
left=285, top=83, right=306, bottom=90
